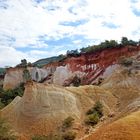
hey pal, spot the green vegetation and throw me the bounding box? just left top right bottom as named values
left=16, top=59, right=27, bottom=68
left=80, top=40, right=118, bottom=53
left=19, top=59, right=32, bottom=83
left=85, top=101, right=103, bottom=126
left=86, top=101, right=103, bottom=117
left=66, top=37, right=139, bottom=57
left=85, top=112, right=100, bottom=126
left=62, top=131, right=76, bottom=140
left=0, top=83, right=24, bottom=107
left=72, top=76, right=81, bottom=87
left=62, top=117, right=74, bottom=129
left=21, top=59, right=27, bottom=67
left=23, top=69, right=32, bottom=82
left=16, top=59, right=32, bottom=68
left=66, top=49, right=80, bottom=57
left=0, top=118, right=16, bottom=140
left=121, top=37, right=137, bottom=46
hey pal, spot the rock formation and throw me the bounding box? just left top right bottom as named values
left=0, top=52, right=140, bottom=140
left=45, top=45, right=140, bottom=85
left=0, top=81, right=117, bottom=139
left=3, top=46, right=140, bottom=89
left=3, top=67, right=49, bottom=90
left=83, top=53, right=140, bottom=140
left=1, top=81, right=81, bottom=135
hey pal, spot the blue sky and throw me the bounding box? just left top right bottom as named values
left=0, top=0, right=140, bottom=67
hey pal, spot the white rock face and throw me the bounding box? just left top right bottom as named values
left=21, top=83, right=81, bottom=118
left=53, top=65, right=72, bottom=85
left=102, top=64, right=119, bottom=78
left=53, top=65, right=86, bottom=86
left=3, top=67, right=49, bottom=90
left=30, top=67, right=48, bottom=82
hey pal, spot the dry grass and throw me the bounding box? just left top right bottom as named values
left=84, top=110, right=140, bottom=140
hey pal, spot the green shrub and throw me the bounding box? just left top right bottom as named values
left=85, top=112, right=100, bottom=126
left=62, top=117, right=74, bottom=129
left=72, top=76, right=81, bottom=87
left=0, top=83, right=24, bottom=107
left=23, top=69, right=31, bottom=82
left=62, top=131, right=76, bottom=140
left=86, top=101, right=103, bottom=118
left=85, top=101, right=103, bottom=126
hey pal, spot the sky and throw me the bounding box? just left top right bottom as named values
left=0, top=0, right=140, bottom=67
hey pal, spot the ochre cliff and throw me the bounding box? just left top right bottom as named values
left=44, top=45, right=140, bottom=85
left=3, top=67, right=49, bottom=90
left=3, top=67, right=23, bottom=90
left=3, top=46, right=140, bottom=89
left=0, top=81, right=117, bottom=139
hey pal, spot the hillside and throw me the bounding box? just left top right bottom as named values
left=84, top=110, right=140, bottom=140
left=0, top=81, right=117, bottom=139
left=0, top=68, right=5, bottom=75
left=0, top=51, right=140, bottom=140
left=33, top=55, right=66, bottom=67
left=0, top=38, right=140, bottom=140
left=83, top=53, right=140, bottom=140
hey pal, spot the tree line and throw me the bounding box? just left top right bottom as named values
left=66, top=37, right=140, bottom=57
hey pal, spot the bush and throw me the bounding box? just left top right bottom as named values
left=85, top=101, right=103, bottom=126
left=121, top=37, right=129, bottom=46
left=85, top=113, right=100, bottom=126
left=72, top=76, right=81, bottom=87
left=86, top=101, right=103, bottom=118
left=23, top=69, right=31, bottom=82
left=62, top=117, right=74, bottom=129
left=62, top=131, right=76, bottom=140
left=0, top=83, right=24, bottom=107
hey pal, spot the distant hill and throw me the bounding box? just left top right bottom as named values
left=0, top=68, right=6, bottom=75
left=33, top=55, right=66, bottom=67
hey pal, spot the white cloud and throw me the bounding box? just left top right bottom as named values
left=73, top=0, right=140, bottom=41
left=0, top=46, right=66, bottom=67
left=0, top=46, right=36, bottom=67
left=0, top=0, right=140, bottom=67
